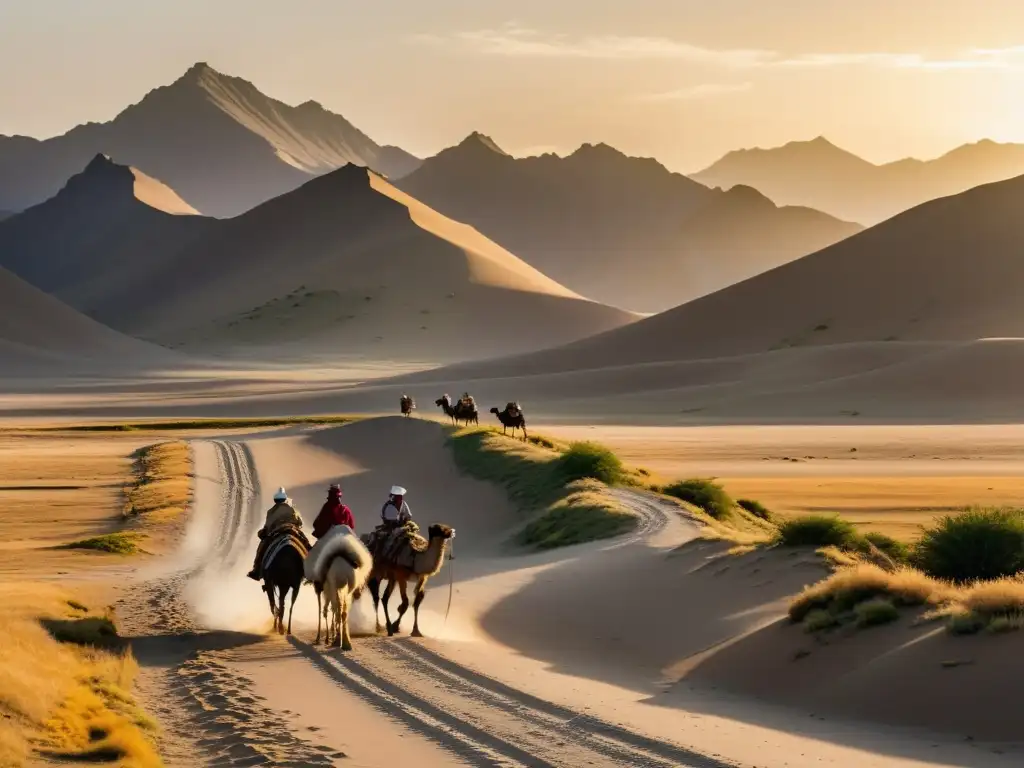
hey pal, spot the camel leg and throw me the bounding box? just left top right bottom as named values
left=382, top=579, right=398, bottom=636
left=265, top=580, right=278, bottom=632
left=368, top=576, right=381, bottom=633
left=276, top=585, right=286, bottom=635
left=330, top=586, right=342, bottom=648
left=390, top=577, right=410, bottom=636
left=341, top=589, right=353, bottom=651
left=314, top=586, right=322, bottom=644
left=287, top=584, right=298, bottom=636
left=411, top=577, right=428, bottom=638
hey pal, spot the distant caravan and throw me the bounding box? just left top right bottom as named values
left=435, top=393, right=478, bottom=426
left=490, top=402, right=527, bottom=441
left=400, top=394, right=416, bottom=417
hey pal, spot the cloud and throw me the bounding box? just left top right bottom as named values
left=418, top=26, right=1024, bottom=73
left=639, top=82, right=753, bottom=102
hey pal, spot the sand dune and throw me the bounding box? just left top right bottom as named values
left=163, top=417, right=1021, bottom=766
left=0, top=62, right=420, bottom=218
left=0, top=262, right=175, bottom=376
left=0, top=210, right=13, bottom=222
left=399, top=134, right=860, bottom=313
left=1, top=156, right=635, bottom=363
left=399, top=170, right=1024, bottom=386
left=694, top=136, right=1024, bottom=225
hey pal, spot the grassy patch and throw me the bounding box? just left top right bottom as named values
left=448, top=427, right=638, bottom=549
left=41, top=616, right=121, bottom=650
left=518, top=480, right=636, bottom=549
left=776, top=515, right=862, bottom=550
left=58, top=533, right=141, bottom=556
left=123, top=441, right=192, bottom=521
left=789, top=563, right=947, bottom=625
left=558, top=441, right=628, bottom=485
left=660, top=479, right=733, bottom=520
left=43, top=415, right=354, bottom=432
left=913, top=507, right=1024, bottom=582
left=0, top=584, right=160, bottom=767
left=854, top=597, right=900, bottom=628
left=737, top=498, right=773, bottom=522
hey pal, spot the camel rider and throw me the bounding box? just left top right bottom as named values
left=380, top=485, right=413, bottom=531
left=247, top=487, right=304, bottom=581
left=460, top=392, right=475, bottom=410
left=507, top=401, right=522, bottom=419
left=312, top=483, right=355, bottom=539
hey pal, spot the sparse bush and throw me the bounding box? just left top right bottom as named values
left=862, top=532, right=910, bottom=563
left=59, top=533, right=140, bottom=555
left=854, top=597, right=899, bottom=628
left=558, top=441, right=626, bottom=485
left=661, top=479, right=734, bottom=520
left=789, top=563, right=944, bottom=623
left=776, top=515, right=861, bottom=550
left=914, top=507, right=1024, bottom=582
left=737, top=498, right=772, bottom=521
left=803, top=609, right=840, bottom=632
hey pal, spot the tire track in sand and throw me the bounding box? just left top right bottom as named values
left=124, top=440, right=344, bottom=767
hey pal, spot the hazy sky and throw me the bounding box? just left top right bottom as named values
left=3, top=0, right=1024, bottom=171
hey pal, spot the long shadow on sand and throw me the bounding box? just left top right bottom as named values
left=128, top=629, right=266, bottom=668
left=478, top=541, right=1021, bottom=766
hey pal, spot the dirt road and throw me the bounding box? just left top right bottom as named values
left=123, top=438, right=732, bottom=767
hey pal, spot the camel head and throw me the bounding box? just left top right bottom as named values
left=489, top=407, right=500, bottom=415
left=427, top=524, right=455, bottom=541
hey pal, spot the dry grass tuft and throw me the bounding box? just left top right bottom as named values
left=789, top=563, right=949, bottom=625
left=0, top=583, right=160, bottom=767
left=123, top=441, right=192, bottom=523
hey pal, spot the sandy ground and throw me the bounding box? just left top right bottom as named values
left=5, top=419, right=1024, bottom=766
left=87, top=418, right=1020, bottom=767
left=547, top=424, right=1024, bottom=539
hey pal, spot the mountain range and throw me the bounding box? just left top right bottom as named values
left=416, top=167, right=1024, bottom=382
left=0, top=62, right=422, bottom=218
left=693, top=137, right=1024, bottom=225
left=398, top=134, right=861, bottom=312
left=0, top=155, right=635, bottom=362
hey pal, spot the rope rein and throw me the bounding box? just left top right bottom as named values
left=444, top=536, right=455, bottom=625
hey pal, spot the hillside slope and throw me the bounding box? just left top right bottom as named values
left=694, top=137, right=1024, bottom=225
left=399, top=135, right=859, bottom=312
left=0, top=158, right=636, bottom=363
left=0, top=63, right=421, bottom=218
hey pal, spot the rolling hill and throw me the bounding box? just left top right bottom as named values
left=403, top=169, right=1024, bottom=381
left=693, top=137, right=1024, bottom=226
left=0, top=62, right=421, bottom=218
left=0, top=156, right=636, bottom=362
left=398, top=134, right=860, bottom=313
left=0, top=261, right=175, bottom=376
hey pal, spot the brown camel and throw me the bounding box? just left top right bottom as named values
left=364, top=524, right=455, bottom=637
left=490, top=403, right=527, bottom=440
left=435, top=395, right=478, bottom=426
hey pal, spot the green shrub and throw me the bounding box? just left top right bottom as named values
left=914, top=507, right=1024, bottom=582
left=803, top=609, right=840, bottom=632
left=854, top=597, right=900, bottom=628
left=737, top=498, right=773, bottom=521
left=59, top=533, right=140, bottom=555
left=558, top=442, right=626, bottom=485
left=661, top=479, right=734, bottom=520
left=862, top=532, right=910, bottom=563
left=776, top=515, right=861, bottom=549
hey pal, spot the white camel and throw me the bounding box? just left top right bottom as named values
left=306, top=526, right=373, bottom=650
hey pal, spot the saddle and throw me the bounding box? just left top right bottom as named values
left=262, top=525, right=310, bottom=572
left=505, top=402, right=522, bottom=418
left=369, top=521, right=428, bottom=569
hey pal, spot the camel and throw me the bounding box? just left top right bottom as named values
left=490, top=403, right=527, bottom=440
left=318, top=534, right=373, bottom=650
left=435, top=394, right=478, bottom=426
left=261, top=527, right=307, bottom=636
left=401, top=395, right=415, bottom=417
left=363, top=523, right=456, bottom=638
